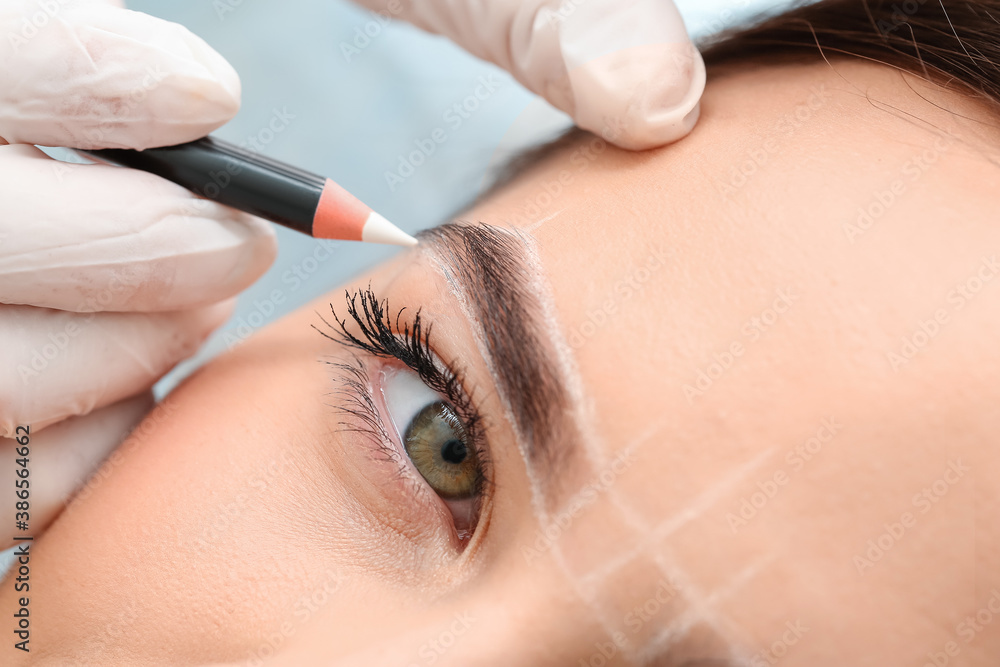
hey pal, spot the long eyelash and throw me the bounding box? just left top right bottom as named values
left=323, top=355, right=401, bottom=471
left=313, top=286, right=490, bottom=496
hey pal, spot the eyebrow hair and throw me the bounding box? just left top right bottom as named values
left=417, top=223, right=569, bottom=471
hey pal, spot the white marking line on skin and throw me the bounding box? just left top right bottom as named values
left=421, top=245, right=552, bottom=528
left=546, top=421, right=662, bottom=547
left=549, top=534, right=633, bottom=664
left=650, top=446, right=778, bottom=542
left=575, top=446, right=777, bottom=659
left=425, top=226, right=728, bottom=659
left=520, top=209, right=562, bottom=234
left=597, top=454, right=768, bottom=660
left=512, top=228, right=608, bottom=469
left=640, top=554, right=774, bottom=665
left=512, top=229, right=729, bottom=660
left=577, top=446, right=778, bottom=590
left=422, top=230, right=624, bottom=649
left=479, top=227, right=663, bottom=657
left=602, top=497, right=734, bottom=661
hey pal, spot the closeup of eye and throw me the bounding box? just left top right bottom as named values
left=404, top=401, right=477, bottom=498
left=317, top=287, right=491, bottom=544
left=380, top=367, right=482, bottom=534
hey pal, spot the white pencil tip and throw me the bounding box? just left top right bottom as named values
left=361, top=211, right=418, bottom=246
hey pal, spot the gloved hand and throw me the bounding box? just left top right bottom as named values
left=354, top=0, right=706, bottom=150
left=0, top=0, right=276, bottom=546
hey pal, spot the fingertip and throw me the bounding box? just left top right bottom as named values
left=569, top=42, right=706, bottom=150
left=0, top=4, right=244, bottom=149
left=195, top=297, right=239, bottom=337
left=98, top=7, right=244, bottom=146
left=169, top=17, right=243, bottom=123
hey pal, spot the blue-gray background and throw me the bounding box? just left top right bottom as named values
left=132, top=0, right=788, bottom=393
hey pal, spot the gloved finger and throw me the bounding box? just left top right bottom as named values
left=0, top=0, right=240, bottom=149
left=353, top=0, right=705, bottom=150
left=0, top=392, right=152, bottom=551
left=0, top=145, right=276, bottom=313
left=0, top=299, right=235, bottom=438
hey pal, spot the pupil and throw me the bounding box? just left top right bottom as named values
left=440, top=438, right=468, bottom=464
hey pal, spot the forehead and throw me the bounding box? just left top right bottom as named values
left=466, top=58, right=1000, bottom=451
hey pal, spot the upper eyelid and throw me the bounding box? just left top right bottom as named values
left=316, top=288, right=495, bottom=496
left=314, top=288, right=484, bottom=439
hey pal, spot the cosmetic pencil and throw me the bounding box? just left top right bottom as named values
left=81, top=136, right=417, bottom=246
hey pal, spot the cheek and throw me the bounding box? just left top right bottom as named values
left=15, top=335, right=347, bottom=660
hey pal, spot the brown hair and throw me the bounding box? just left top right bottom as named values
left=700, top=0, right=1000, bottom=108
left=481, top=1, right=999, bottom=200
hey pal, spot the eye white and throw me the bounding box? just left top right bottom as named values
left=379, top=367, right=441, bottom=444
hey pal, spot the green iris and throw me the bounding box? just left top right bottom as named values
left=403, top=401, right=478, bottom=499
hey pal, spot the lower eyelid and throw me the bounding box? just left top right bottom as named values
left=327, top=355, right=465, bottom=547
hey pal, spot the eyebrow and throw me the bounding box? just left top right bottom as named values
left=418, top=223, right=570, bottom=472
left=418, top=228, right=743, bottom=664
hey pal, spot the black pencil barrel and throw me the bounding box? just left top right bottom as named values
left=82, top=137, right=325, bottom=235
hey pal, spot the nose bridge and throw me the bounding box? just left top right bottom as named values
left=422, top=552, right=730, bottom=667
left=428, top=588, right=607, bottom=667
left=378, top=547, right=612, bottom=667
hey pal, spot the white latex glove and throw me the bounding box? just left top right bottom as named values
left=0, top=0, right=277, bottom=545
left=354, top=0, right=706, bottom=150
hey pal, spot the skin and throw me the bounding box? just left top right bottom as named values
left=4, top=58, right=1000, bottom=666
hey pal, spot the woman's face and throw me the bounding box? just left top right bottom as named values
left=9, top=60, right=1000, bottom=666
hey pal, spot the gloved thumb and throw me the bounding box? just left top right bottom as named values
left=352, top=0, right=705, bottom=150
